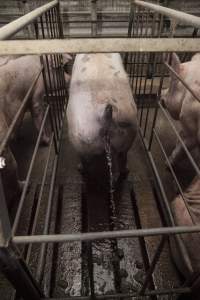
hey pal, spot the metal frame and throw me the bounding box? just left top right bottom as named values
left=0, top=1, right=68, bottom=299
left=0, top=38, right=199, bottom=55
left=0, top=0, right=200, bottom=299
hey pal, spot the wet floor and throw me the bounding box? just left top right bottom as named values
left=0, top=108, right=195, bottom=299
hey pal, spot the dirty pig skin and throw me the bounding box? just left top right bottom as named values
left=67, top=53, right=137, bottom=180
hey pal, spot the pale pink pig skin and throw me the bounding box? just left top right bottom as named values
left=0, top=55, right=71, bottom=206
left=162, top=53, right=200, bottom=166
left=67, top=53, right=137, bottom=180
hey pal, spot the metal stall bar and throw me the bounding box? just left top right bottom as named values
left=0, top=68, right=43, bottom=156
left=12, top=225, right=200, bottom=244
left=0, top=1, right=66, bottom=299
left=36, top=154, right=59, bottom=283
left=0, top=176, right=11, bottom=247
left=12, top=105, right=50, bottom=235
left=134, top=0, right=200, bottom=28
left=0, top=38, right=199, bottom=55
left=0, top=0, right=58, bottom=40
left=158, top=103, right=200, bottom=178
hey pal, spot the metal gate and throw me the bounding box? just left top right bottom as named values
left=0, top=0, right=200, bottom=299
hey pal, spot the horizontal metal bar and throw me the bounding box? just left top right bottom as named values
left=0, top=0, right=58, bottom=40
left=134, top=0, right=200, bottom=28
left=42, top=287, right=191, bottom=299
left=0, top=38, right=199, bottom=55
left=0, top=68, right=43, bottom=156
left=12, top=225, right=200, bottom=244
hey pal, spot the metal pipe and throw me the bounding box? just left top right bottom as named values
left=139, top=236, right=166, bottom=295
left=0, top=68, right=43, bottom=156
left=0, top=175, right=11, bottom=247
left=134, top=0, right=200, bottom=28
left=36, top=154, right=58, bottom=283
left=25, top=134, right=54, bottom=264
left=0, top=38, right=199, bottom=55
left=12, top=106, right=50, bottom=235
left=12, top=225, right=200, bottom=244
left=0, top=0, right=58, bottom=40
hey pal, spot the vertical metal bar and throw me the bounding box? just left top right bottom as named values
left=48, top=9, right=63, bottom=129
left=87, top=241, right=95, bottom=298
left=138, top=11, right=146, bottom=127
left=40, top=15, right=59, bottom=153
left=52, top=7, right=65, bottom=113
left=124, top=2, right=134, bottom=68
left=51, top=8, right=64, bottom=119
left=131, top=6, right=140, bottom=92
left=146, top=55, right=165, bottom=146
left=143, top=10, right=150, bottom=95
left=0, top=174, right=11, bottom=247
left=54, top=6, right=68, bottom=113
left=91, top=0, right=97, bottom=36
left=45, top=11, right=61, bottom=142
left=139, top=236, right=166, bottom=295
left=25, top=134, right=54, bottom=264
left=134, top=7, right=142, bottom=96
left=138, top=12, right=145, bottom=96
left=129, top=6, right=136, bottom=88
left=56, top=2, right=64, bottom=38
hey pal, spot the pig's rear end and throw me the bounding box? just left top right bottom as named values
left=67, top=53, right=137, bottom=179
